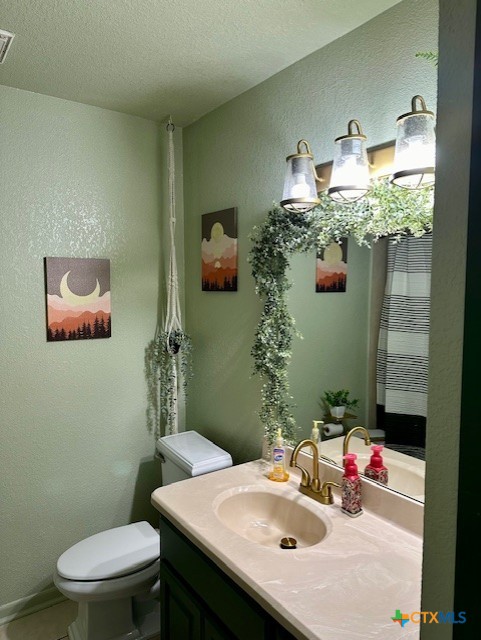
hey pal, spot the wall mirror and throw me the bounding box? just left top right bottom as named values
left=252, top=142, right=434, bottom=504
left=292, top=232, right=429, bottom=503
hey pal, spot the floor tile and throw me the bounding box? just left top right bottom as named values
left=0, top=600, right=77, bottom=640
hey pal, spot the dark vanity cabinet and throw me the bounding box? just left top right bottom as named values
left=160, top=517, right=298, bottom=640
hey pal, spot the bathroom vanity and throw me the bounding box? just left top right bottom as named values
left=160, top=516, right=295, bottom=639
left=151, top=458, right=423, bottom=640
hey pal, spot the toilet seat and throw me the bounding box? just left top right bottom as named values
left=57, top=521, right=160, bottom=581
left=54, top=558, right=160, bottom=603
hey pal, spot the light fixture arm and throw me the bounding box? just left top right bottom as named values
left=335, top=119, right=367, bottom=141
left=296, top=139, right=313, bottom=155
left=412, top=95, right=429, bottom=113
left=348, top=119, right=364, bottom=136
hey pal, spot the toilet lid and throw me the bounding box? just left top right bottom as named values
left=57, top=521, right=160, bottom=581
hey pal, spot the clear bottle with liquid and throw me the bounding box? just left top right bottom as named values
left=311, top=420, right=323, bottom=444
left=268, top=428, right=289, bottom=482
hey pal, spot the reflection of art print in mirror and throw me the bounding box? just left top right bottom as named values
left=45, top=257, right=111, bottom=341
left=202, top=208, right=238, bottom=291
left=316, top=239, right=348, bottom=293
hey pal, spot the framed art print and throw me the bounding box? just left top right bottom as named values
left=45, top=257, right=111, bottom=341
left=201, top=207, right=238, bottom=291
left=316, top=239, right=348, bottom=293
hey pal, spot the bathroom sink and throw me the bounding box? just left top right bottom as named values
left=213, top=485, right=331, bottom=549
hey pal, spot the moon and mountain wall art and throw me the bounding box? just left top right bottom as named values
left=201, top=208, right=238, bottom=292
left=45, top=257, right=111, bottom=341
left=316, top=239, right=348, bottom=293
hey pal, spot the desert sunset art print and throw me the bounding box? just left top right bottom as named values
left=45, top=257, right=111, bottom=341
left=201, top=208, right=238, bottom=291
left=316, top=239, right=348, bottom=293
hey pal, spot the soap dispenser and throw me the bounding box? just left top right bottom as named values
left=341, top=453, right=363, bottom=517
left=268, top=428, right=289, bottom=482
left=311, top=420, right=323, bottom=445
left=364, top=445, right=388, bottom=486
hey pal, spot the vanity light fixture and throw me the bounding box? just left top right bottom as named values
left=390, top=95, right=436, bottom=189
left=280, top=95, right=436, bottom=213
left=328, top=119, right=371, bottom=203
left=280, top=139, right=321, bottom=213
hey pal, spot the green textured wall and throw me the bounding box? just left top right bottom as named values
left=0, top=86, right=165, bottom=616
left=183, top=0, right=438, bottom=463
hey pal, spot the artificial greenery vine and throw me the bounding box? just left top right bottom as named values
left=415, top=51, right=439, bottom=67
left=249, top=178, right=434, bottom=446
left=145, top=330, right=192, bottom=439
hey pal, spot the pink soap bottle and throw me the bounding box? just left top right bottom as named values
left=341, top=453, right=363, bottom=518
left=364, top=445, right=388, bottom=486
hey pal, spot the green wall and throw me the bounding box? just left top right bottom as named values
left=183, top=0, right=438, bottom=463
left=0, top=86, right=164, bottom=618
left=0, top=0, right=449, bottom=624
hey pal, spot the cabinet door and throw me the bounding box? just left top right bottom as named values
left=273, top=626, right=297, bottom=640
left=265, top=619, right=297, bottom=640
left=160, top=563, right=202, bottom=640
left=161, top=518, right=268, bottom=640
left=204, top=616, right=237, bottom=640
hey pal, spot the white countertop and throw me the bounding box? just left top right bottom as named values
left=151, top=459, right=422, bottom=640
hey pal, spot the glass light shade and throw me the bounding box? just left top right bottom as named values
left=328, top=120, right=371, bottom=204
left=281, top=140, right=320, bottom=213
left=391, top=95, right=436, bottom=189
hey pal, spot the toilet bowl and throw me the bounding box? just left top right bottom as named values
left=54, top=431, right=232, bottom=640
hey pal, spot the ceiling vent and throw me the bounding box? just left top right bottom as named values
left=0, top=29, right=15, bottom=64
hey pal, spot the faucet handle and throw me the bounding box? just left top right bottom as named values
left=319, top=481, right=341, bottom=505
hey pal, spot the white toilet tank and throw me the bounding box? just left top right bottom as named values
left=156, top=430, right=232, bottom=485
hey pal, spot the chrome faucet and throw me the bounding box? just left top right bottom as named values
left=342, top=426, right=371, bottom=465
left=290, top=439, right=340, bottom=504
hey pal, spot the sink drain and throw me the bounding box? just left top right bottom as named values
left=280, top=536, right=297, bottom=549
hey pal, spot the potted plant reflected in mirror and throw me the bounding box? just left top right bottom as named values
left=322, top=389, right=359, bottom=419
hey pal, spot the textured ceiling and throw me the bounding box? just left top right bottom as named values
left=0, top=0, right=402, bottom=125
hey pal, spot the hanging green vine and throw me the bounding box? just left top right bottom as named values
left=249, top=178, right=434, bottom=446
left=145, top=330, right=193, bottom=439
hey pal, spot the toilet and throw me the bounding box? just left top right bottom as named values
left=54, top=431, right=232, bottom=640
